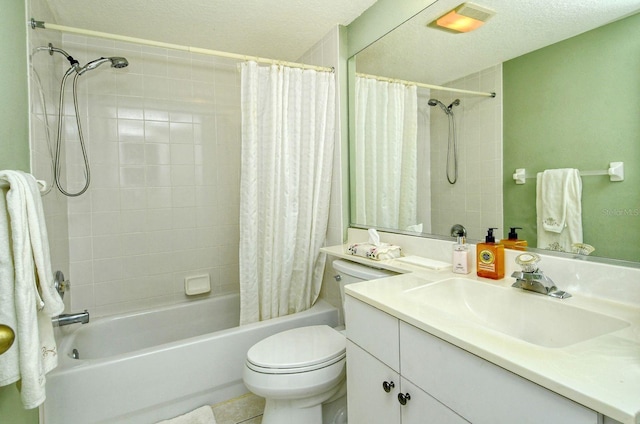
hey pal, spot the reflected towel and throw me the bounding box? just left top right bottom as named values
left=156, top=406, right=217, bottom=424
left=347, top=242, right=402, bottom=260
left=536, top=169, right=583, bottom=252
left=0, top=170, right=65, bottom=409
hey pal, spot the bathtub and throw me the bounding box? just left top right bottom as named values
left=42, top=293, right=339, bottom=424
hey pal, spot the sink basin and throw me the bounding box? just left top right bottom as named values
left=403, top=278, right=629, bottom=348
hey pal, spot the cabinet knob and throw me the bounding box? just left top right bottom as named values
left=397, top=392, right=411, bottom=405
left=382, top=381, right=395, bottom=393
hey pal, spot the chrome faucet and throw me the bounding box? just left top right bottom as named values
left=52, top=310, right=90, bottom=327
left=511, top=253, right=571, bottom=299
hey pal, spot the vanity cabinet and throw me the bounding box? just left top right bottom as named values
left=345, top=295, right=599, bottom=424
left=345, top=296, right=468, bottom=423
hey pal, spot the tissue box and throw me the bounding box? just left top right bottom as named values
left=347, top=243, right=402, bottom=261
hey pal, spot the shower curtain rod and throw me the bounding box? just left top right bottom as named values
left=357, top=72, right=496, bottom=98
left=29, top=19, right=334, bottom=73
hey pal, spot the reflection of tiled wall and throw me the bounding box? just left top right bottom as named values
left=32, top=33, right=242, bottom=317
left=430, top=65, right=503, bottom=241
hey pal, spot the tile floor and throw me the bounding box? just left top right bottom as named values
left=212, top=393, right=265, bottom=424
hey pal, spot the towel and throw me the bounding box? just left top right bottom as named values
left=0, top=170, right=65, bottom=409
left=536, top=169, right=583, bottom=252
left=156, top=406, right=217, bottom=424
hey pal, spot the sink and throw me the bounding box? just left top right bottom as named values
left=403, top=278, right=629, bottom=348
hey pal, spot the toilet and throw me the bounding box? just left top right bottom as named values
left=243, top=259, right=396, bottom=424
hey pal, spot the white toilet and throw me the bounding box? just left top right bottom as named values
left=243, top=259, right=396, bottom=424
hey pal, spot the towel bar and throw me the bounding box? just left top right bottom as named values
left=513, top=162, right=624, bottom=184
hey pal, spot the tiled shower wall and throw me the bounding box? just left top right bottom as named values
left=428, top=65, right=503, bottom=241
left=31, top=33, right=242, bottom=317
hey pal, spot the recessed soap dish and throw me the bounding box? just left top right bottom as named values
left=184, top=274, right=211, bottom=295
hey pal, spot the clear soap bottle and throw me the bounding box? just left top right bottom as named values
left=452, top=236, right=471, bottom=274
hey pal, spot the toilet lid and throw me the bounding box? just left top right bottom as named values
left=247, top=325, right=346, bottom=372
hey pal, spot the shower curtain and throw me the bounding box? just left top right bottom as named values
left=354, top=76, right=419, bottom=230
left=239, top=61, right=335, bottom=325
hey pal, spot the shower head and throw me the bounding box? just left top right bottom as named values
left=428, top=98, right=450, bottom=115
left=77, top=57, right=129, bottom=75
left=448, top=99, right=461, bottom=110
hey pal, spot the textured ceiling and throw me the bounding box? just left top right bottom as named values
left=356, top=0, right=640, bottom=86
left=43, top=0, right=378, bottom=61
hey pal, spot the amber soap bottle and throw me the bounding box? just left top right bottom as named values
left=476, top=227, right=505, bottom=279
left=499, top=227, right=528, bottom=251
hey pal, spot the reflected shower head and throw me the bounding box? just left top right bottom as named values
left=428, top=98, right=461, bottom=115
left=428, top=98, right=450, bottom=115
left=77, top=57, right=129, bottom=75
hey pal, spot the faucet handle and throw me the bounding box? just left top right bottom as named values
left=515, top=253, right=540, bottom=273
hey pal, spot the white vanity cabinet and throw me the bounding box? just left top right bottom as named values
left=345, top=296, right=468, bottom=423
left=345, top=295, right=600, bottom=424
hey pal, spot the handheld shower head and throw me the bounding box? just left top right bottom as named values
left=428, top=98, right=450, bottom=115
left=448, top=99, right=461, bottom=110
left=77, top=57, right=129, bottom=75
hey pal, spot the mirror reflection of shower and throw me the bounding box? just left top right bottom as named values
left=34, top=43, right=129, bottom=197
left=428, top=98, right=460, bottom=184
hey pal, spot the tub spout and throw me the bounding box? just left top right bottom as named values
left=53, top=310, right=89, bottom=327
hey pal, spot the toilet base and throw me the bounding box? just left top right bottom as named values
left=259, top=380, right=347, bottom=424
left=262, top=400, right=323, bottom=424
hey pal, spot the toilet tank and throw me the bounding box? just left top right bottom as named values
left=332, top=259, right=397, bottom=304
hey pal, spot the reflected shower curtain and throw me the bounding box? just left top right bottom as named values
left=239, top=61, right=335, bottom=325
left=354, top=77, right=418, bottom=230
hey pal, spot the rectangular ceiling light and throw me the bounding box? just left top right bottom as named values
left=431, top=2, right=495, bottom=33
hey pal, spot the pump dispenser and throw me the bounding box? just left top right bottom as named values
left=499, top=227, right=528, bottom=251
left=452, top=236, right=470, bottom=274
left=476, top=227, right=505, bottom=279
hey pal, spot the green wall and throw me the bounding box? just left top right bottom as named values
left=503, top=13, right=640, bottom=262
left=0, top=0, right=30, bottom=172
left=0, top=1, right=37, bottom=423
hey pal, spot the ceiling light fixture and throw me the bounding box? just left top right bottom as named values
left=430, top=2, right=495, bottom=33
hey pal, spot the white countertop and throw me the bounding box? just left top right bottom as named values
left=322, top=244, right=640, bottom=424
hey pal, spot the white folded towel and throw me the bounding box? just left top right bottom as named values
left=536, top=169, right=583, bottom=252
left=0, top=170, right=65, bottom=409
left=156, top=406, right=217, bottom=424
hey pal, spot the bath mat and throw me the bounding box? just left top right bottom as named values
left=156, top=405, right=217, bottom=424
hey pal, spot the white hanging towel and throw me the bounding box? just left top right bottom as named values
left=536, top=168, right=583, bottom=252
left=0, top=170, right=65, bottom=409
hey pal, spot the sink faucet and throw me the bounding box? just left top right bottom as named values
left=52, top=310, right=90, bottom=327
left=511, top=253, right=571, bottom=299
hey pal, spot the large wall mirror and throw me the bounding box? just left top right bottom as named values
left=349, top=0, right=640, bottom=263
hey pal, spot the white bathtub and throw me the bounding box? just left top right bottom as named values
left=42, top=293, right=339, bottom=424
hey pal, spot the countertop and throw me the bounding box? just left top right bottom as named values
left=322, top=244, right=640, bottom=424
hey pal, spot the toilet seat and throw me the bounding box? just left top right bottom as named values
left=246, top=325, right=346, bottom=374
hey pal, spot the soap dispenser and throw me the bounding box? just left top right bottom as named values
left=452, top=236, right=470, bottom=274
left=476, top=227, right=505, bottom=279
left=499, top=227, right=528, bottom=251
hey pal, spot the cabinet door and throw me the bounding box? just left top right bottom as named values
left=347, top=340, right=400, bottom=424
left=345, top=295, right=400, bottom=371
left=400, top=378, right=469, bottom=424
left=400, top=322, right=598, bottom=424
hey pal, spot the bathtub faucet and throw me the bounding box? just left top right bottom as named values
left=52, top=310, right=90, bottom=327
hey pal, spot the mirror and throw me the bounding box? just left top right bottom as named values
left=349, top=0, right=640, bottom=263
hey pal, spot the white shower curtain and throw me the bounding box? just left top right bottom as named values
left=239, top=61, right=335, bottom=325
left=354, top=76, right=419, bottom=230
